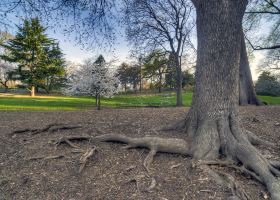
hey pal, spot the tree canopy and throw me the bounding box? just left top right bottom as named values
left=0, top=18, right=65, bottom=95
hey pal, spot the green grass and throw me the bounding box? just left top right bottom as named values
left=258, top=95, right=280, bottom=105
left=0, top=92, right=279, bottom=111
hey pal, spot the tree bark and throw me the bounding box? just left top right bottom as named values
left=186, top=1, right=280, bottom=199
left=175, top=56, right=183, bottom=106
left=188, top=0, right=245, bottom=158
left=239, top=30, right=262, bottom=106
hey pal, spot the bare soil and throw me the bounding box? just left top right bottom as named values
left=0, top=106, right=279, bottom=200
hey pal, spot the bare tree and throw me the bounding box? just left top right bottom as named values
left=239, top=0, right=280, bottom=105
left=124, top=0, right=195, bottom=106
left=244, top=0, right=280, bottom=70
left=0, top=0, right=117, bottom=47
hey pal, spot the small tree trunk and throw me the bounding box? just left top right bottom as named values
left=175, top=57, right=183, bottom=107
left=139, top=65, right=142, bottom=93
left=239, top=30, right=262, bottom=106
left=4, top=86, right=8, bottom=93
left=30, top=85, right=35, bottom=97
left=3, top=80, right=9, bottom=93
left=158, top=73, right=162, bottom=93
left=95, top=92, right=98, bottom=107
left=97, top=94, right=101, bottom=110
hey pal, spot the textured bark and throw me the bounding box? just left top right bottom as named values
left=239, top=31, right=262, bottom=106
left=187, top=0, right=280, bottom=199
left=175, top=57, right=183, bottom=106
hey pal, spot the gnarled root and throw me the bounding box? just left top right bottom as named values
left=53, top=134, right=190, bottom=172
left=203, top=165, right=251, bottom=200
left=50, top=117, right=279, bottom=199
left=187, top=111, right=280, bottom=200
left=79, top=147, right=96, bottom=173
left=245, top=130, right=274, bottom=147
left=13, top=123, right=82, bottom=136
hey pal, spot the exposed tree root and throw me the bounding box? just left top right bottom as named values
left=27, top=154, right=66, bottom=160
left=245, top=130, right=275, bottom=147
left=53, top=136, right=89, bottom=148
left=13, top=123, right=82, bottom=136
left=170, top=163, right=182, bottom=169
left=79, top=147, right=96, bottom=173
left=270, top=161, right=280, bottom=169
left=203, top=165, right=251, bottom=200
left=51, top=128, right=280, bottom=199
left=145, top=177, right=157, bottom=192
left=52, top=134, right=190, bottom=172
left=38, top=117, right=279, bottom=200
left=186, top=111, right=280, bottom=200
left=198, top=160, right=263, bottom=184
left=143, top=149, right=157, bottom=172
left=160, top=119, right=186, bottom=131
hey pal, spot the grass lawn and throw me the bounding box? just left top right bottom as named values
left=0, top=92, right=279, bottom=111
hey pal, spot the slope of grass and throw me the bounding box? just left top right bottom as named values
left=258, top=95, right=280, bottom=105
left=0, top=93, right=279, bottom=111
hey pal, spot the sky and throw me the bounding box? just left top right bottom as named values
left=46, top=29, right=264, bottom=81
left=1, top=4, right=269, bottom=82
left=49, top=30, right=131, bottom=65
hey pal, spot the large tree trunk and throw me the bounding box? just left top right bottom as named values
left=239, top=30, right=262, bottom=106
left=186, top=0, right=280, bottom=199
left=188, top=0, right=243, bottom=159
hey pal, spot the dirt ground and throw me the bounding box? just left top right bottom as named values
left=0, top=106, right=279, bottom=200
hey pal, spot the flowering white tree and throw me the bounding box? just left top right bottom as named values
left=66, top=55, right=119, bottom=110
left=0, top=60, right=16, bottom=92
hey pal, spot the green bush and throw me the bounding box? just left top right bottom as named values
left=255, top=71, right=280, bottom=96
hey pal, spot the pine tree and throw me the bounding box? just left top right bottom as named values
left=40, top=43, right=66, bottom=93
left=0, top=18, right=64, bottom=96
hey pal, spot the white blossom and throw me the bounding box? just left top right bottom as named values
left=65, top=57, right=119, bottom=99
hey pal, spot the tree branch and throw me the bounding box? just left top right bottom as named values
left=244, top=35, right=280, bottom=50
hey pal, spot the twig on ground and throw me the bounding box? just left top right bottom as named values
left=79, top=147, right=96, bottom=173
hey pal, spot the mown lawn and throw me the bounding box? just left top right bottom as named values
left=0, top=92, right=279, bottom=110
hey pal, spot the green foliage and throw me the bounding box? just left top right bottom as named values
left=117, top=62, right=141, bottom=90
left=182, top=70, right=194, bottom=91
left=0, top=18, right=65, bottom=93
left=142, top=50, right=168, bottom=92
left=255, top=71, right=280, bottom=96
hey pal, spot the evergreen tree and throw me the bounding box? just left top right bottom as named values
left=40, top=43, right=66, bottom=93
left=0, top=18, right=65, bottom=96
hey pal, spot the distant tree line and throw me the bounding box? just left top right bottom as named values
left=117, top=50, right=194, bottom=94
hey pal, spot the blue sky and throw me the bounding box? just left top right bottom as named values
left=45, top=26, right=265, bottom=81
left=47, top=30, right=131, bottom=64
left=1, top=8, right=269, bottom=81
